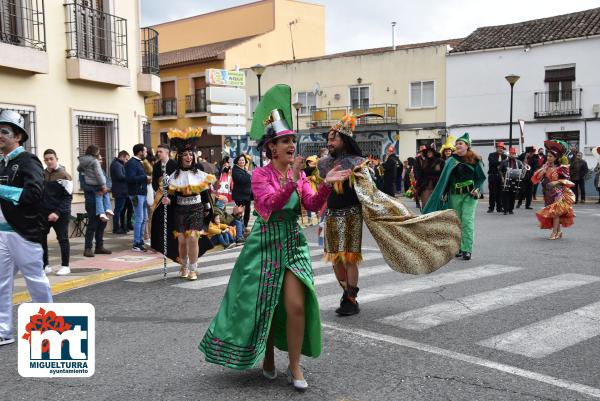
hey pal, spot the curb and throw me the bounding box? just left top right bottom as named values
left=12, top=262, right=164, bottom=305
left=12, top=244, right=229, bottom=305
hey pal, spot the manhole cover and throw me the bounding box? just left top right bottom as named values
left=70, top=268, right=102, bottom=273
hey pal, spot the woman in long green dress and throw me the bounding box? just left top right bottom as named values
left=199, top=109, right=350, bottom=391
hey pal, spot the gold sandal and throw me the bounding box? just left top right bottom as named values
left=179, top=266, right=189, bottom=278
left=187, top=271, right=198, bottom=281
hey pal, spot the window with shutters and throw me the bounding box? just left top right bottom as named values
left=0, top=0, right=45, bottom=51
left=0, top=104, right=36, bottom=155
left=155, top=80, right=177, bottom=117
left=186, top=77, right=206, bottom=113
left=65, top=0, right=128, bottom=67
left=545, top=66, right=575, bottom=103
left=410, top=81, right=435, bottom=108
left=142, top=121, right=151, bottom=148
left=535, top=65, right=581, bottom=118
left=77, top=116, right=118, bottom=176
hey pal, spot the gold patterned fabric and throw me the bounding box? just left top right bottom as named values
left=324, top=205, right=363, bottom=265
left=353, top=164, right=462, bottom=275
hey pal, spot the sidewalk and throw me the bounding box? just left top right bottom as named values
left=12, top=232, right=176, bottom=304
left=13, top=203, right=265, bottom=304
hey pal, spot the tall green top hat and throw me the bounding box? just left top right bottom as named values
left=250, top=84, right=293, bottom=142
left=455, top=132, right=471, bottom=147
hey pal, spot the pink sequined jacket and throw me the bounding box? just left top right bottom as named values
left=252, top=163, right=331, bottom=222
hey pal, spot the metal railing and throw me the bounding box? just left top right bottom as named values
left=534, top=89, right=583, bottom=118
left=153, top=98, right=177, bottom=117
left=140, top=27, right=158, bottom=75
left=310, top=103, right=398, bottom=128
left=0, top=0, right=46, bottom=51
left=185, top=93, right=207, bottom=114
left=64, top=0, right=128, bottom=67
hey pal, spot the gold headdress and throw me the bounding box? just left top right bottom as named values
left=167, top=127, right=203, bottom=154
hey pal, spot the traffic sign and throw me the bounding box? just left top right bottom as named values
left=209, top=115, right=247, bottom=125
left=207, top=126, right=247, bottom=136
left=207, top=86, right=246, bottom=105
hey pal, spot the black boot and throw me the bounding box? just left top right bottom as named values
left=455, top=250, right=463, bottom=258
left=334, top=289, right=348, bottom=315
left=336, top=287, right=360, bottom=316
left=462, top=252, right=472, bottom=260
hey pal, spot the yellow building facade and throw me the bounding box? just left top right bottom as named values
left=0, top=0, right=159, bottom=196
left=146, top=0, right=325, bottom=160
left=243, top=40, right=460, bottom=161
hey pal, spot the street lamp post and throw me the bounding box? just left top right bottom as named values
left=251, top=64, right=266, bottom=101
left=505, top=74, right=520, bottom=149
left=292, top=101, right=303, bottom=133
left=251, top=64, right=267, bottom=165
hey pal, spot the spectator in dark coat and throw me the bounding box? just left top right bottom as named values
left=152, top=144, right=177, bottom=192
left=110, top=150, right=129, bottom=234
left=570, top=151, right=589, bottom=203
left=382, top=146, right=399, bottom=197
left=231, top=155, right=252, bottom=229
left=125, top=144, right=149, bottom=252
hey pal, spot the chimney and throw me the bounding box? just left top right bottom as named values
left=392, top=22, right=396, bottom=50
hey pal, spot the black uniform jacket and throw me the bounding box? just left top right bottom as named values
left=0, top=150, right=45, bottom=243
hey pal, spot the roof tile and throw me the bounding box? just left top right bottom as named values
left=269, top=39, right=463, bottom=66
left=450, top=7, right=600, bottom=53
left=159, top=35, right=257, bottom=67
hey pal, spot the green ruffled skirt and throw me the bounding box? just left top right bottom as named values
left=198, top=192, right=322, bottom=369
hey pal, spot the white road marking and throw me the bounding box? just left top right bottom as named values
left=173, top=259, right=387, bottom=290
left=378, top=274, right=600, bottom=331
left=477, top=301, right=600, bottom=358
left=318, top=264, right=522, bottom=308
left=125, top=252, right=382, bottom=284
left=323, top=322, right=600, bottom=399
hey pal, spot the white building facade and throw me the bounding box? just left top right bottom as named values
left=446, top=9, right=600, bottom=193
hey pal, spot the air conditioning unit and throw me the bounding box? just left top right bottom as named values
left=593, top=104, right=600, bottom=114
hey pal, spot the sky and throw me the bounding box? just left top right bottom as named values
left=141, top=0, right=600, bottom=54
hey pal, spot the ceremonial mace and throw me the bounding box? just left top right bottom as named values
left=162, top=164, right=168, bottom=279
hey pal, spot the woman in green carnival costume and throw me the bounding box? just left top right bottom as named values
left=422, top=133, right=486, bottom=260
left=199, top=85, right=351, bottom=392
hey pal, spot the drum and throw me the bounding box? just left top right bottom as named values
left=502, top=168, right=524, bottom=192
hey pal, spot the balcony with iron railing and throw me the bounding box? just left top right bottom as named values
left=534, top=89, right=583, bottom=118
left=64, top=0, right=130, bottom=86
left=140, top=27, right=158, bottom=75
left=138, top=27, right=160, bottom=95
left=185, top=94, right=207, bottom=115
left=0, top=0, right=48, bottom=73
left=153, top=98, right=177, bottom=119
left=309, top=104, right=398, bottom=129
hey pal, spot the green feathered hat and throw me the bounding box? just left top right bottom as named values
left=249, top=84, right=294, bottom=143
left=455, top=132, right=471, bottom=147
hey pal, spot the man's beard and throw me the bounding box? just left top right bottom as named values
left=329, top=145, right=344, bottom=158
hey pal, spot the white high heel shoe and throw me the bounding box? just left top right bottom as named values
left=287, top=367, right=308, bottom=391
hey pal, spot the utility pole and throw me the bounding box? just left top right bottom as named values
left=289, top=20, right=298, bottom=61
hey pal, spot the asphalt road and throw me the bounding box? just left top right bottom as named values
left=3, top=200, right=600, bottom=401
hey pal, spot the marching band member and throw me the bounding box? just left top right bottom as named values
left=499, top=147, right=524, bottom=215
